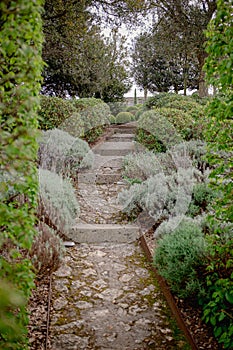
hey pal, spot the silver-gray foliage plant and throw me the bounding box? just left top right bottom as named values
left=38, top=128, right=94, bottom=177
left=119, top=140, right=208, bottom=230
left=38, top=168, right=80, bottom=235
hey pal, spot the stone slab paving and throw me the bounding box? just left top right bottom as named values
left=49, top=125, right=189, bottom=349
left=49, top=243, right=187, bottom=350
left=75, top=182, right=128, bottom=225
left=106, top=133, right=135, bottom=142
left=93, top=142, right=136, bottom=157
left=69, top=224, right=140, bottom=243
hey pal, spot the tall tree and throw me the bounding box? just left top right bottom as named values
left=151, top=0, right=217, bottom=96
left=41, top=0, right=148, bottom=98
left=131, top=27, right=199, bottom=97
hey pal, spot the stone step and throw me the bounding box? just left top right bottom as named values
left=93, top=142, right=135, bottom=156
left=113, top=127, right=136, bottom=134
left=69, top=223, right=140, bottom=243
left=106, top=133, right=135, bottom=142
left=78, top=172, right=123, bottom=184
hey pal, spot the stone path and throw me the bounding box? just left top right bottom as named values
left=49, top=124, right=189, bottom=349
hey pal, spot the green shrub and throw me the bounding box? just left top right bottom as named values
left=153, top=107, right=194, bottom=140
left=38, top=95, right=77, bottom=130
left=162, top=98, right=204, bottom=114
left=0, top=0, right=43, bottom=347
left=136, top=128, right=166, bottom=152
left=73, top=98, right=111, bottom=143
left=39, top=97, right=111, bottom=143
left=154, top=220, right=208, bottom=298
left=29, top=223, right=65, bottom=278
left=134, top=108, right=145, bottom=121
left=145, top=93, right=175, bottom=109
left=187, top=182, right=216, bottom=217
left=115, top=111, right=134, bottom=124
left=108, top=101, right=127, bottom=116
left=144, top=92, right=185, bottom=109
left=60, top=112, right=85, bottom=138
left=144, top=94, right=205, bottom=139
left=199, top=233, right=233, bottom=349
left=72, top=97, right=103, bottom=110
left=201, top=2, right=233, bottom=346
left=191, top=93, right=209, bottom=105
left=126, top=106, right=138, bottom=115
left=0, top=280, right=26, bottom=347
left=108, top=115, right=116, bottom=124
left=73, top=97, right=111, bottom=131
left=0, top=171, right=19, bottom=202
left=38, top=168, right=80, bottom=236
left=137, top=110, right=183, bottom=150
left=38, top=129, right=93, bottom=177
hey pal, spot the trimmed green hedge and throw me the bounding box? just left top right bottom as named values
left=39, top=96, right=111, bottom=143
left=38, top=96, right=77, bottom=130
left=115, top=111, right=134, bottom=124
left=154, top=107, right=194, bottom=140
left=0, top=0, right=44, bottom=347
left=126, top=106, right=138, bottom=115
left=137, top=110, right=183, bottom=151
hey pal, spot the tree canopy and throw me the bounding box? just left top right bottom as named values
left=41, top=0, right=151, bottom=99
left=132, top=0, right=217, bottom=96
left=131, top=23, right=199, bottom=97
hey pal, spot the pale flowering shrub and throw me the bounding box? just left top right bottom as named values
left=171, top=140, right=207, bottom=173
left=123, top=151, right=163, bottom=181
left=38, top=168, right=79, bottom=236
left=38, top=128, right=93, bottom=177
left=119, top=166, right=196, bottom=223
left=119, top=182, right=148, bottom=216
left=29, top=222, right=65, bottom=278
left=154, top=214, right=207, bottom=238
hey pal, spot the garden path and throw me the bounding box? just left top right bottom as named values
left=48, top=124, right=189, bottom=350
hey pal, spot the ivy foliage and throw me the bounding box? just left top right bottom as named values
left=202, top=1, right=233, bottom=347
left=0, top=0, right=44, bottom=348
left=204, top=0, right=233, bottom=222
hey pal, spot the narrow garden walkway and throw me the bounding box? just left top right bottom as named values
left=48, top=125, right=189, bottom=350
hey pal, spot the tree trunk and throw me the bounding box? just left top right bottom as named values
left=198, top=69, right=209, bottom=97
left=183, top=54, right=188, bottom=96
left=144, top=87, right=148, bottom=100
left=134, top=88, right=137, bottom=105
left=198, top=51, right=208, bottom=98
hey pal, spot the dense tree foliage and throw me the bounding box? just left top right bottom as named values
left=0, top=0, right=44, bottom=348
left=41, top=0, right=149, bottom=99
left=131, top=27, right=199, bottom=97
left=132, top=0, right=217, bottom=96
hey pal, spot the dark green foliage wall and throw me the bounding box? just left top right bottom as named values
left=201, top=1, right=233, bottom=347
left=0, top=1, right=44, bottom=348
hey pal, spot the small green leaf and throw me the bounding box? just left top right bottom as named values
left=219, top=312, right=226, bottom=322
left=225, top=291, right=233, bottom=304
